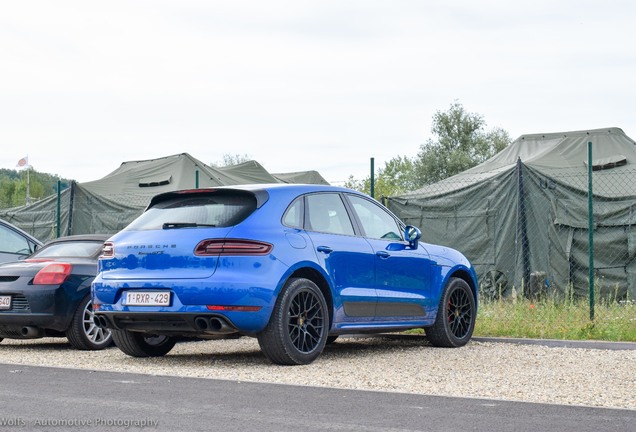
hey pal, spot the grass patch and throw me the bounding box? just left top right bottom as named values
left=475, top=295, right=636, bottom=342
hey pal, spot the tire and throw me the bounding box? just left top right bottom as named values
left=425, top=277, right=476, bottom=348
left=111, top=330, right=177, bottom=357
left=257, top=277, right=329, bottom=365
left=66, top=296, right=113, bottom=350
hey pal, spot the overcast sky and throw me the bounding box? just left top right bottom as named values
left=1, top=1, right=635, bottom=185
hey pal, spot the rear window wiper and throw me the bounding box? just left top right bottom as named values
left=162, top=222, right=217, bottom=229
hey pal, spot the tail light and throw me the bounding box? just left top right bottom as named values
left=194, top=239, right=272, bottom=256
left=33, top=263, right=73, bottom=285
left=100, top=242, right=114, bottom=258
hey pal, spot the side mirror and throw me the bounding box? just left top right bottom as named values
left=405, top=225, right=421, bottom=250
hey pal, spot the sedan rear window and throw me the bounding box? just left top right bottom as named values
left=125, top=193, right=257, bottom=231
left=32, top=241, right=104, bottom=259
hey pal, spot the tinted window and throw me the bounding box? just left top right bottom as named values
left=306, top=193, right=354, bottom=236
left=348, top=195, right=402, bottom=240
left=0, top=224, right=30, bottom=255
left=126, top=192, right=257, bottom=231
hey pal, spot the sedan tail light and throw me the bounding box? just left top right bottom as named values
left=33, top=263, right=73, bottom=285
left=194, top=239, right=273, bottom=256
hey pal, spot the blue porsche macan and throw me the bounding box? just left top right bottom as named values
left=92, top=184, right=478, bottom=365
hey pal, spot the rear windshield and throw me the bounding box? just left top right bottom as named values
left=125, top=192, right=257, bottom=231
left=32, top=241, right=104, bottom=259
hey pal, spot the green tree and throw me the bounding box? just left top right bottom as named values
left=344, top=155, right=418, bottom=198
left=0, top=178, right=16, bottom=207
left=414, top=101, right=511, bottom=185
left=344, top=102, right=511, bottom=196
left=0, top=168, right=71, bottom=208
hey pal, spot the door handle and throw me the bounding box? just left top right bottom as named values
left=376, top=251, right=390, bottom=259
left=317, top=246, right=333, bottom=254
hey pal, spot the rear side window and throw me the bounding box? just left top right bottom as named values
left=126, top=192, right=257, bottom=231
left=306, top=193, right=355, bottom=236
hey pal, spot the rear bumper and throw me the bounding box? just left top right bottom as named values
left=0, top=314, right=72, bottom=338
left=0, top=285, right=85, bottom=335
left=93, top=311, right=241, bottom=336
left=92, top=273, right=280, bottom=334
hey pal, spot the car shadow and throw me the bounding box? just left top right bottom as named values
left=157, top=334, right=433, bottom=365
left=321, top=334, right=432, bottom=357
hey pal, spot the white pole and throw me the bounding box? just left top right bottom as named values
left=26, top=157, right=31, bottom=205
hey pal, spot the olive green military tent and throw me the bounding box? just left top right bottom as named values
left=1, top=153, right=329, bottom=241
left=272, top=170, right=330, bottom=185
left=387, top=127, right=636, bottom=300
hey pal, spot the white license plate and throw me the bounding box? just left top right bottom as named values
left=0, top=295, right=10, bottom=310
left=123, top=291, right=171, bottom=306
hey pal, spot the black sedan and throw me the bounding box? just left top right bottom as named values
left=0, top=234, right=112, bottom=350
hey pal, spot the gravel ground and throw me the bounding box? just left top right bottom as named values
left=1, top=335, right=634, bottom=410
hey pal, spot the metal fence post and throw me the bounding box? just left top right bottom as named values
left=516, top=157, right=531, bottom=294
left=56, top=179, right=61, bottom=238
left=587, top=141, right=595, bottom=320
left=370, top=157, right=375, bottom=198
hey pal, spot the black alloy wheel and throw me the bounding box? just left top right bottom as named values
left=425, top=277, right=476, bottom=347
left=258, top=277, right=328, bottom=365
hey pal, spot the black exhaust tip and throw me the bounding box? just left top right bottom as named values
left=194, top=317, right=210, bottom=330
left=21, top=326, right=43, bottom=338
left=94, top=315, right=109, bottom=328
left=208, top=318, right=223, bottom=332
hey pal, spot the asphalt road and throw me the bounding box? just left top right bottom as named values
left=1, top=363, right=634, bottom=432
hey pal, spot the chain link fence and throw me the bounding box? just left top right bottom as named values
left=3, top=159, right=635, bottom=340
left=0, top=182, right=152, bottom=242
left=387, top=156, right=636, bottom=340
